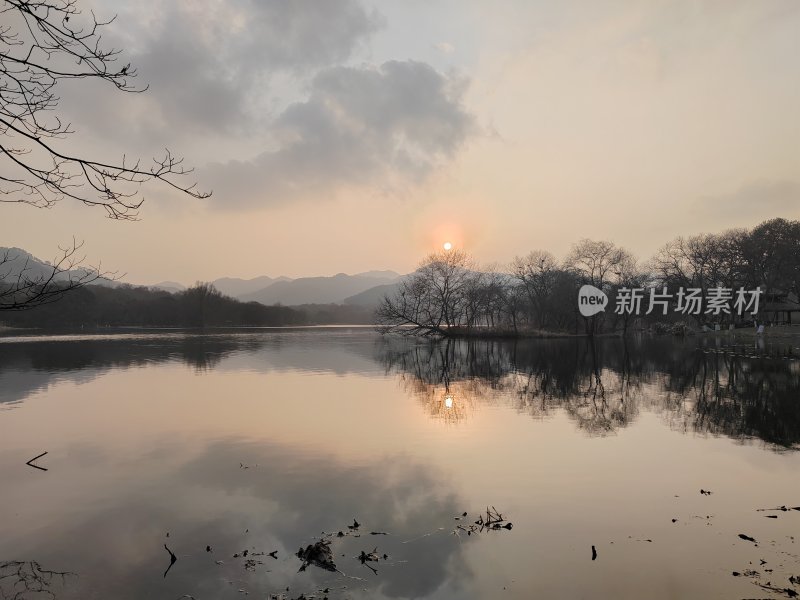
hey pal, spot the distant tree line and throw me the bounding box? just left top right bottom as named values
left=0, top=282, right=372, bottom=329
left=377, top=217, right=800, bottom=337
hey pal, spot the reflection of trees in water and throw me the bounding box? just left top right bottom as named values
left=378, top=337, right=641, bottom=433
left=654, top=343, right=800, bottom=448
left=378, top=336, right=800, bottom=448
left=0, top=561, right=74, bottom=599
left=381, top=339, right=505, bottom=424
left=511, top=341, right=642, bottom=434
left=0, top=334, right=263, bottom=379
left=0, top=334, right=263, bottom=407
left=398, top=374, right=480, bottom=424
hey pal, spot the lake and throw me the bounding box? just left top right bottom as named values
left=1, top=328, right=799, bottom=599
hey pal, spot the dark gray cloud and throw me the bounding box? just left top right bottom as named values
left=205, top=60, right=475, bottom=206
left=59, top=0, right=382, bottom=143
left=130, top=0, right=383, bottom=133
left=55, top=1, right=475, bottom=209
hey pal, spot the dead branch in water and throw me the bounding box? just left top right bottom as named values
left=163, top=544, right=177, bottom=578
left=25, top=451, right=48, bottom=471
left=0, top=560, right=75, bottom=598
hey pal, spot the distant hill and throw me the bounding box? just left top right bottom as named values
left=353, top=270, right=401, bottom=279
left=0, top=246, right=114, bottom=286
left=211, top=275, right=291, bottom=299
left=241, top=272, right=400, bottom=306
left=1, top=246, right=403, bottom=308
left=1, top=246, right=68, bottom=281
left=150, top=281, right=187, bottom=293
left=344, top=282, right=401, bottom=308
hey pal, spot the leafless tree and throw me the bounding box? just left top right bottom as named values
left=1, top=0, right=211, bottom=311
left=565, top=239, right=628, bottom=289
left=0, top=0, right=210, bottom=219
left=510, top=250, right=558, bottom=328
left=0, top=239, right=111, bottom=310
left=565, top=239, right=633, bottom=334
left=607, top=252, right=648, bottom=335
left=738, top=218, right=800, bottom=297
left=377, top=249, right=476, bottom=336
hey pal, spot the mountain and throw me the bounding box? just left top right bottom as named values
left=2, top=247, right=401, bottom=307
left=211, top=275, right=291, bottom=299
left=344, top=282, right=401, bottom=308
left=353, top=270, right=401, bottom=280
left=240, top=273, right=400, bottom=306
left=0, top=246, right=112, bottom=285
left=150, top=281, right=187, bottom=293
left=1, top=247, right=66, bottom=281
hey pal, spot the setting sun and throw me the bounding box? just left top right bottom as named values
left=443, top=241, right=453, bottom=251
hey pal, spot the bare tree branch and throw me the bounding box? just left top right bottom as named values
left=0, top=0, right=211, bottom=220
left=0, top=239, right=117, bottom=310
left=0, top=560, right=75, bottom=600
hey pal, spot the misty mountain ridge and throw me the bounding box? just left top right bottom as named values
left=153, top=270, right=402, bottom=306
left=210, top=275, right=291, bottom=298
left=344, top=282, right=400, bottom=307
left=2, top=248, right=401, bottom=308
left=150, top=281, right=187, bottom=293
left=0, top=246, right=116, bottom=287
left=239, top=272, right=401, bottom=306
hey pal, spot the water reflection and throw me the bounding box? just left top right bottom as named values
left=378, top=336, right=800, bottom=448
left=2, top=330, right=800, bottom=599
left=2, top=438, right=473, bottom=600
left=0, top=330, right=381, bottom=406
left=0, top=561, right=75, bottom=599
left=1, top=331, right=799, bottom=447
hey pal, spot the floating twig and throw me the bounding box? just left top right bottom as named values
left=163, top=544, right=177, bottom=578
left=25, top=451, right=48, bottom=472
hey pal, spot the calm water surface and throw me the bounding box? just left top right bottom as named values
left=1, top=328, right=799, bottom=599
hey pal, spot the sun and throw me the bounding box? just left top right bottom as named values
left=443, top=241, right=453, bottom=251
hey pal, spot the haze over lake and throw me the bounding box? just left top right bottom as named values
left=1, top=328, right=798, bottom=599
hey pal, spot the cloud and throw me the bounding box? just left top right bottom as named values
left=205, top=60, right=476, bottom=207
left=60, top=0, right=383, bottom=141
left=137, top=0, right=381, bottom=129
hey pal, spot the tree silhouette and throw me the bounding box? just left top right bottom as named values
left=0, top=0, right=210, bottom=219
left=0, top=0, right=211, bottom=310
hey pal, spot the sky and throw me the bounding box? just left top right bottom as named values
left=1, top=0, right=799, bottom=284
